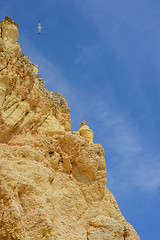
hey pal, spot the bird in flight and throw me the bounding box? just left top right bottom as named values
left=38, top=21, right=42, bottom=34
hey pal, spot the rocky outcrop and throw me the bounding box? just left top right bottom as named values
left=0, top=17, right=140, bottom=239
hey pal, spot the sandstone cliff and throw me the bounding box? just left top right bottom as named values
left=0, top=17, right=140, bottom=240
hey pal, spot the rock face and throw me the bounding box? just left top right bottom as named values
left=0, top=17, right=140, bottom=240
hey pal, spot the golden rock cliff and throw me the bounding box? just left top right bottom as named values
left=0, top=17, right=140, bottom=240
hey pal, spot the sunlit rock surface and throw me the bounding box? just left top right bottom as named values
left=0, top=17, right=140, bottom=240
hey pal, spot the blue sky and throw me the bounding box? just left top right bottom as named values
left=1, top=0, right=160, bottom=239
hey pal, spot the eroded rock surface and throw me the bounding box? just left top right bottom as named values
left=0, top=17, right=140, bottom=240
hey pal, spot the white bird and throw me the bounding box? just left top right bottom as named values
left=38, top=21, right=42, bottom=34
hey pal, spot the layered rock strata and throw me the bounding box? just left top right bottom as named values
left=0, top=17, right=140, bottom=240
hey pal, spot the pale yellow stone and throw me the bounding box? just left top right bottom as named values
left=5, top=101, right=30, bottom=126
left=0, top=41, right=5, bottom=52
left=78, top=122, right=94, bottom=143
left=1, top=19, right=19, bottom=44
left=7, top=42, right=21, bottom=56
left=2, top=91, right=21, bottom=111
left=0, top=75, right=9, bottom=108
left=1, top=91, right=30, bottom=128
left=0, top=140, right=140, bottom=240
left=0, top=16, right=140, bottom=240
left=0, top=57, right=7, bottom=71
left=18, top=110, right=35, bottom=130
left=37, top=115, right=65, bottom=136
left=32, top=64, right=39, bottom=75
